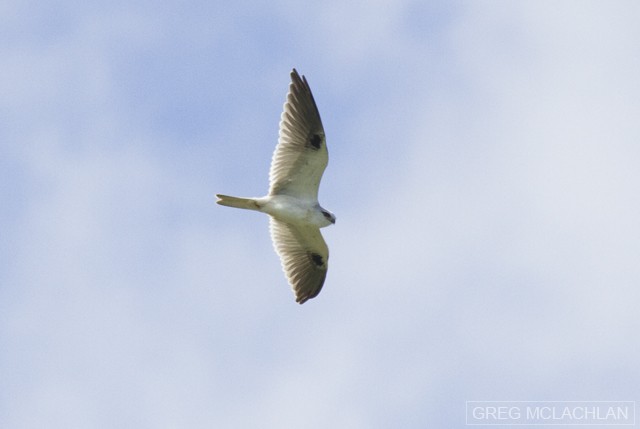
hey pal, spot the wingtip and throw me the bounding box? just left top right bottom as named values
left=290, top=68, right=302, bottom=83
left=294, top=286, right=324, bottom=304
left=288, top=68, right=313, bottom=98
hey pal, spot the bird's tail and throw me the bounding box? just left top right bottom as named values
left=216, top=194, right=261, bottom=211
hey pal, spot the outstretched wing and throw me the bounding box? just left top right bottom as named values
left=269, top=218, right=329, bottom=304
left=269, top=69, right=327, bottom=201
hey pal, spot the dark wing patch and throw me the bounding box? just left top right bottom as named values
left=309, top=134, right=322, bottom=150
left=309, top=252, right=325, bottom=267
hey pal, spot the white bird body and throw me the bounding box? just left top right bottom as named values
left=216, top=194, right=334, bottom=228
left=217, top=69, right=335, bottom=304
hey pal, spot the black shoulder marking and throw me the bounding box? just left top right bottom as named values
left=309, top=134, right=322, bottom=150
left=309, top=252, right=325, bottom=267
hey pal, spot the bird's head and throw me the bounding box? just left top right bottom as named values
left=321, top=210, right=336, bottom=225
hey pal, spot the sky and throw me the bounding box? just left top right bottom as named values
left=2, top=1, right=639, bottom=427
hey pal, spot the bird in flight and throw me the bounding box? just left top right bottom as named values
left=216, top=69, right=335, bottom=304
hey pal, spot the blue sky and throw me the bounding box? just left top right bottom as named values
left=2, top=1, right=639, bottom=427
